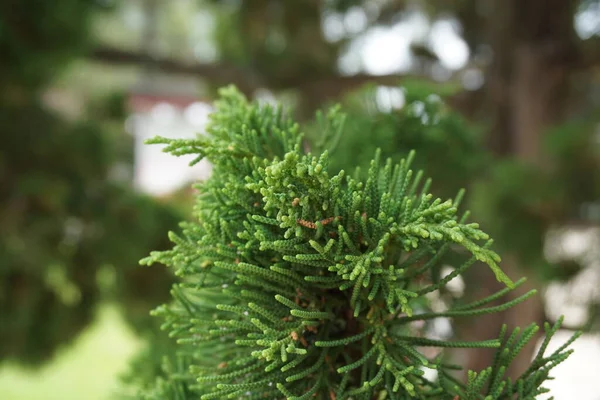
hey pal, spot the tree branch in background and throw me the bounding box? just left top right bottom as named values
left=373, top=0, right=408, bottom=25
left=90, top=46, right=265, bottom=96
left=90, top=46, right=440, bottom=103
left=296, top=72, right=436, bottom=100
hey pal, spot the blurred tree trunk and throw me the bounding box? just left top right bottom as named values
left=459, top=0, right=580, bottom=379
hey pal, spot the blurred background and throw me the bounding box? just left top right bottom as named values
left=1, top=0, right=600, bottom=399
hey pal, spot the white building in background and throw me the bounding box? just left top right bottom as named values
left=127, top=91, right=213, bottom=196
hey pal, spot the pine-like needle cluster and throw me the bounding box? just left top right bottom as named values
left=139, top=86, right=578, bottom=400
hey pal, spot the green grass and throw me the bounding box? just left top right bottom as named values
left=0, top=304, right=143, bottom=400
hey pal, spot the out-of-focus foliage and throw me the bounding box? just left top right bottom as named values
left=544, top=116, right=600, bottom=214
left=0, top=0, right=184, bottom=365
left=0, top=102, right=106, bottom=363
left=212, top=0, right=338, bottom=88
left=309, top=82, right=483, bottom=201
left=0, top=0, right=110, bottom=93
left=120, top=321, right=193, bottom=399
left=470, top=112, right=600, bottom=280
left=0, top=97, right=182, bottom=364
left=470, top=161, right=555, bottom=275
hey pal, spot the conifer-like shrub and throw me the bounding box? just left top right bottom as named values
left=139, top=86, right=579, bottom=399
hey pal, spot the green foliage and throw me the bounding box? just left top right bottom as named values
left=469, top=161, right=554, bottom=276
left=447, top=317, right=580, bottom=400
left=321, top=82, right=600, bottom=287
left=137, top=86, right=577, bottom=399
left=0, top=101, right=180, bottom=364
left=469, top=111, right=600, bottom=280
left=0, top=0, right=110, bottom=92
left=543, top=114, right=600, bottom=216
left=0, top=0, right=183, bottom=364
left=308, top=83, right=482, bottom=201
left=211, top=0, right=339, bottom=90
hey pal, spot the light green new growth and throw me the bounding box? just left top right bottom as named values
left=139, top=86, right=577, bottom=399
